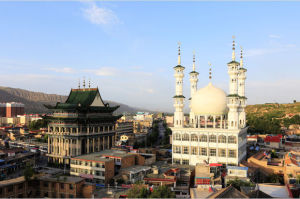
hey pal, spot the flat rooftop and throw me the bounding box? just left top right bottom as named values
left=121, top=165, right=151, bottom=174
left=0, top=176, right=25, bottom=187
left=39, top=175, right=84, bottom=184
left=72, top=150, right=132, bottom=162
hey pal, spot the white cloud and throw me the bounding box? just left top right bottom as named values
left=245, top=44, right=296, bottom=57
left=45, top=67, right=75, bottom=74
left=84, top=67, right=119, bottom=76
left=82, top=2, right=119, bottom=26
left=269, top=34, right=281, bottom=39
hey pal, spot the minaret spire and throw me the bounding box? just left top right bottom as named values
left=208, top=62, right=212, bottom=80
left=178, top=42, right=181, bottom=65
left=88, top=78, right=91, bottom=88
left=232, top=35, right=236, bottom=61
left=78, top=78, right=80, bottom=89
left=240, top=46, right=243, bottom=68
left=192, top=50, right=195, bottom=71
left=83, top=77, right=86, bottom=88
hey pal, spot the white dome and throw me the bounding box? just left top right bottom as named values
left=191, top=82, right=228, bottom=115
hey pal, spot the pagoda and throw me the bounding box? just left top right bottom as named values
left=44, top=83, right=122, bottom=166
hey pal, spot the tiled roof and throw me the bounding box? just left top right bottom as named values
left=264, top=135, right=281, bottom=143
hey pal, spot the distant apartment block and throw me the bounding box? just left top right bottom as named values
left=0, top=103, right=24, bottom=118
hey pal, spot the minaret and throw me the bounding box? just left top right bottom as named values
left=173, top=42, right=185, bottom=128
left=189, top=52, right=199, bottom=126
left=227, top=36, right=240, bottom=129
left=238, top=47, right=247, bottom=128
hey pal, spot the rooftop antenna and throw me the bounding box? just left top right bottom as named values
left=83, top=77, right=86, bottom=88
left=88, top=78, right=91, bottom=88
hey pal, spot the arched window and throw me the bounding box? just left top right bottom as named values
left=231, top=121, right=234, bottom=127
left=191, top=134, right=198, bottom=142
left=199, top=135, right=207, bottom=142
left=182, top=134, right=189, bottom=141
left=209, top=135, right=217, bottom=143
left=218, top=135, right=226, bottom=143
left=228, top=136, right=237, bottom=144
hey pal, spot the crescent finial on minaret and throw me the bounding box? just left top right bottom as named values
left=178, top=41, right=181, bottom=65
left=208, top=62, right=212, bottom=80
left=232, top=35, right=236, bottom=61
left=193, top=50, right=195, bottom=71
left=240, top=46, right=243, bottom=68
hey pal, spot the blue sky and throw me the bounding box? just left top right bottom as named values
left=0, top=1, right=299, bottom=112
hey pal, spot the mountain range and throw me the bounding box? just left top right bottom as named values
left=0, top=86, right=147, bottom=114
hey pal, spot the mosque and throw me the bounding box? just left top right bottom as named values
left=171, top=38, right=247, bottom=166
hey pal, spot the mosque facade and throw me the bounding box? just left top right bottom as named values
left=171, top=38, right=247, bottom=166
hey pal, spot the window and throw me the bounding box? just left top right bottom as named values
left=191, top=147, right=197, bottom=155
left=60, top=183, right=64, bottom=189
left=69, top=194, right=74, bottom=198
left=191, top=134, right=198, bottom=141
left=7, top=185, right=13, bottom=192
left=61, top=193, right=65, bottom=198
left=69, top=184, right=73, bottom=190
left=96, top=163, right=100, bottom=167
left=228, top=136, right=237, bottom=144
left=201, top=148, right=207, bottom=156
left=18, top=184, right=23, bottom=190
left=229, top=150, right=236, bottom=158
left=209, top=135, right=216, bottom=143
left=219, top=149, right=226, bottom=157
left=44, top=192, right=48, bottom=197
left=43, top=182, right=48, bottom=188
left=182, top=134, right=189, bottom=141
left=174, top=146, right=181, bottom=154
left=183, top=146, right=189, bottom=154
left=209, top=149, right=216, bottom=156
left=182, top=159, right=189, bottom=165
left=173, top=159, right=181, bottom=164
left=174, top=133, right=181, bottom=141
left=200, top=135, right=207, bottom=142
left=218, top=135, right=226, bottom=143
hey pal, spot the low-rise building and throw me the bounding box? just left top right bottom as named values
left=264, top=135, right=283, bottom=149
left=225, top=166, right=249, bottom=185
left=115, top=165, right=152, bottom=184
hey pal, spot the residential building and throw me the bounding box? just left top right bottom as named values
left=225, top=166, right=249, bottom=185
left=171, top=39, right=247, bottom=166
left=44, top=84, right=122, bottom=166
left=264, top=135, right=283, bottom=149
left=114, top=165, right=152, bottom=184
left=70, top=150, right=136, bottom=184
left=0, top=102, right=24, bottom=118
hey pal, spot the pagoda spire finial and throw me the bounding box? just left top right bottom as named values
left=78, top=78, right=80, bottom=89
left=88, top=78, right=91, bottom=88
left=83, top=77, right=86, bottom=88
left=208, top=62, right=212, bottom=80
left=240, top=46, right=243, bottom=68
left=192, top=50, right=196, bottom=71
left=232, top=35, right=236, bottom=61
left=177, top=41, right=181, bottom=65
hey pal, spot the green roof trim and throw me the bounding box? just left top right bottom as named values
left=188, top=97, right=191, bottom=100
left=227, top=94, right=240, bottom=97
left=240, top=96, right=248, bottom=99
left=65, top=88, right=101, bottom=107
left=227, top=61, right=240, bottom=65
left=189, top=71, right=199, bottom=75
left=173, top=95, right=185, bottom=98
left=173, top=65, right=185, bottom=69
left=239, top=67, right=247, bottom=71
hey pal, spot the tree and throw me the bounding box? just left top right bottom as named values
left=149, top=185, right=175, bottom=198
left=24, top=164, right=34, bottom=181
left=227, top=178, right=254, bottom=191
left=127, top=185, right=149, bottom=198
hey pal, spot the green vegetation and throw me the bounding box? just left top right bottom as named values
left=265, top=174, right=283, bottom=184
left=24, top=164, right=34, bottom=181
left=36, top=134, right=48, bottom=143
left=226, top=178, right=254, bottom=191
left=247, top=113, right=282, bottom=134
left=283, top=115, right=300, bottom=128
left=29, top=119, right=48, bottom=130
left=126, top=185, right=175, bottom=198
left=162, top=127, right=172, bottom=145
